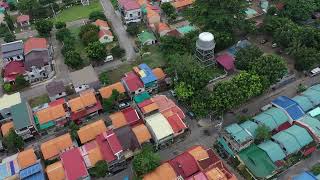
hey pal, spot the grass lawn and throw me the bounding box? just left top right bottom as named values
left=106, top=46, right=166, bottom=83
left=53, top=1, right=103, bottom=22
left=69, top=26, right=90, bottom=65
left=29, top=94, right=50, bottom=108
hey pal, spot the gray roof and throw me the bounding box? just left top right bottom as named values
left=114, top=125, right=140, bottom=151
left=1, top=40, right=24, bottom=59
left=69, top=65, right=99, bottom=87
left=24, top=51, right=49, bottom=71
left=46, top=81, right=65, bottom=96
left=11, top=102, right=33, bottom=130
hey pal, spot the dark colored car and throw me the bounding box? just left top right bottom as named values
left=187, top=111, right=196, bottom=119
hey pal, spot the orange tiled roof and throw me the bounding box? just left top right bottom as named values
left=172, top=0, right=195, bottom=9
left=77, top=120, right=107, bottom=144
left=205, top=167, right=228, bottom=180
left=110, top=111, right=127, bottom=129
left=95, top=19, right=109, bottom=28
left=99, top=82, right=126, bottom=99
left=41, top=133, right=73, bottom=160
left=24, top=37, right=47, bottom=55
left=1, top=121, right=14, bottom=136
left=152, top=68, right=166, bottom=80
left=132, top=124, right=152, bottom=144
left=68, top=90, right=97, bottom=112
left=188, top=146, right=209, bottom=161
left=156, top=23, right=170, bottom=33
left=46, top=161, right=65, bottom=180
left=142, top=103, right=159, bottom=113
left=85, top=141, right=103, bottom=166
left=36, top=104, right=66, bottom=124
left=143, top=163, right=177, bottom=180
left=17, top=148, right=37, bottom=169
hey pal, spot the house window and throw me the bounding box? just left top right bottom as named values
left=17, top=56, right=21, bottom=59
left=130, top=14, right=133, bottom=17
left=31, top=75, right=35, bottom=78
left=9, top=57, right=13, bottom=61
left=138, top=12, right=140, bottom=16
left=59, top=92, right=62, bottom=96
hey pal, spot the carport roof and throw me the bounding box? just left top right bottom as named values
left=253, top=113, right=277, bottom=131
left=298, top=116, right=320, bottom=138
left=239, top=121, right=258, bottom=137
left=302, top=89, right=320, bottom=106
left=285, top=125, right=313, bottom=147
left=225, top=123, right=252, bottom=143
left=292, top=95, right=314, bottom=112
left=258, top=140, right=286, bottom=162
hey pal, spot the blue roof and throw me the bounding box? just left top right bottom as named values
left=292, top=171, right=317, bottom=180
left=138, top=63, right=157, bottom=85
left=227, top=40, right=251, bottom=56
left=272, top=96, right=305, bottom=121
left=19, top=162, right=45, bottom=180
left=0, top=160, right=19, bottom=179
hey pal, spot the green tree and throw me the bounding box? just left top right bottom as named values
left=55, top=21, right=66, bottom=29
left=102, top=98, right=113, bottom=112
left=212, top=31, right=235, bottom=51
left=250, top=55, right=287, bottom=87
left=89, top=11, right=107, bottom=21
left=64, top=51, right=84, bottom=69
left=126, top=23, right=140, bottom=36
left=15, top=75, right=29, bottom=89
left=294, top=47, right=320, bottom=71
left=17, top=0, right=40, bottom=15
left=69, top=121, right=79, bottom=140
left=161, top=3, right=176, bottom=20
left=311, top=163, right=320, bottom=175
left=191, top=90, right=211, bottom=117
left=133, top=145, right=160, bottom=176
left=174, top=81, right=194, bottom=102
left=111, top=45, right=125, bottom=58
left=263, top=16, right=293, bottom=35
left=281, top=0, right=317, bottom=22
left=3, top=83, right=12, bottom=93
left=89, top=160, right=109, bottom=177
left=4, top=12, right=14, bottom=31
left=62, top=0, right=75, bottom=5
left=255, top=124, right=271, bottom=143
left=3, top=129, right=24, bottom=152
left=99, top=72, right=109, bottom=85
left=79, top=24, right=99, bottom=45
left=35, top=19, right=53, bottom=37
left=235, top=45, right=263, bottom=70
left=56, top=28, right=72, bottom=42
left=85, top=41, right=107, bottom=61
left=4, top=33, right=16, bottom=43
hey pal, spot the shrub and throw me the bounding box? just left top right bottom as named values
left=55, top=21, right=66, bottom=29
left=111, top=45, right=125, bottom=58
left=89, top=11, right=107, bottom=21
left=3, top=83, right=12, bottom=93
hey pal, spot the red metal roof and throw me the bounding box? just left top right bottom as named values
left=96, top=130, right=123, bottom=163
left=24, top=37, right=47, bottom=55
left=70, top=101, right=102, bottom=121
left=122, top=72, right=144, bottom=92
left=138, top=99, right=153, bottom=108
left=48, top=98, right=65, bottom=107
left=166, top=114, right=187, bottom=133
left=216, top=54, right=235, bottom=71
left=122, top=107, right=140, bottom=126
left=119, top=0, right=140, bottom=10
left=303, top=146, right=316, bottom=156
left=98, top=29, right=113, bottom=38
left=4, top=61, right=25, bottom=81
left=169, top=152, right=199, bottom=178
left=60, top=148, right=88, bottom=180
left=16, top=15, right=29, bottom=23
left=185, top=171, right=208, bottom=180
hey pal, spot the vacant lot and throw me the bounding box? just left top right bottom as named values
left=29, top=94, right=50, bottom=108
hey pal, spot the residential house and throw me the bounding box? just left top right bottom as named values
left=155, top=23, right=171, bottom=37
left=19, top=162, right=45, bottom=180
left=99, top=82, right=127, bottom=99
left=216, top=53, right=235, bottom=72
left=271, top=96, right=305, bottom=122
left=114, top=125, right=140, bottom=158
left=98, top=29, right=114, bottom=43
left=34, top=102, right=68, bottom=131
left=295, top=116, right=320, bottom=143
left=0, top=92, right=21, bottom=122
left=171, top=0, right=195, bottom=11
left=46, top=161, right=65, bottom=180
left=118, top=0, right=142, bottom=24
left=11, top=102, right=37, bottom=140
left=146, top=9, right=160, bottom=27
left=69, top=65, right=100, bottom=93
left=94, top=19, right=110, bottom=30
left=1, top=40, right=24, bottom=65
left=110, top=107, right=141, bottom=129
left=40, top=133, right=74, bottom=160
left=138, top=31, right=157, bottom=46
left=3, top=61, right=25, bottom=83
left=121, top=71, right=145, bottom=98
left=1, top=121, right=14, bottom=136
left=60, top=148, right=90, bottom=180
left=24, top=37, right=54, bottom=84
left=152, top=68, right=167, bottom=90
left=77, top=119, right=107, bottom=144
left=68, top=89, right=103, bottom=123
left=136, top=64, right=158, bottom=92
left=46, top=81, right=67, bottom=101
left=16, top=15, right=30, bottom=27
left=96, top=130, right=127, bottom=173
left=0, top=154, right=20, bottom=180
left=17, top=148, right=37, bottom=170
left=79, top=140, right=104, bottom=168
left=132, top=124, right=152, bottom=146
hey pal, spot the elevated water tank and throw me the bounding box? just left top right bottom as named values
left=195, top=32, right=215, bottom=67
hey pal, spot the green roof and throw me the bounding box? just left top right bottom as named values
left=302, top=89, right=320, bottom=106
left=134, top=92, right=151, bottom=104
left=34, top=116, right=55, bottom=130
left=239, top=144, right=276, bottom=178
left=225, top=123, right=252, bottom=143
left=285, top=125, right=313, bottom=147
left=299, top=116, right=320, bottom=137
left=258, top=140, right=286, bottom=162
left=138, top=31, right=156, bottom=44
left=310, top=84, right=320, bottom=92
left=217, top=138, right=234, bottom=156
left=253, top=113, right=277, bottom=131
left=308, top=107, right=320, bottom=117
left=239, top=121, right=258, bottom=136
left=292, top=95, right=314, bottom=112
left=176, top=25, right=196, bottom=34
left=11, top=102, right=32, bottom=130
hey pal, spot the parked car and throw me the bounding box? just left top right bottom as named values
left=187, top=111, right=196, bottom=119
left=260, top=39, right=268, bottom=44
left=133, top=47, right=139, bottom=53
left=272, top=43, right=278, bottom=48
left=118, top=102, right=130, bottom=109
left=169, top=90, right=176, bottom=97
left=104, top=55, right=114, bottom=62
left=310, top=67, right=320, bottom=77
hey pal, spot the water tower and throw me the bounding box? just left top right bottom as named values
left=195, top=32, right=215, bottom=67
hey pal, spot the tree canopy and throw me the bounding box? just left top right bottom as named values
left=89, top=11, right=107, bottom=21
left=86, top=41, right=107, bottom=61
left=133, top=145, right=160, bottom=176
left=235, top=45, right=263, bottom=71
left=255, top=124, right=271, bottom=143
left=281, top=0, right=317, bottom=22
left=89, top=160, right=108, bottom=178
left=35, top=19, right=53, bottom=37
left=64, top=51, right=84, bottom=69
left=3, top=129, right=24, bottom=152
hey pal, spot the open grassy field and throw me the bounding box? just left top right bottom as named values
left=29, top=94, right=50, bottom=108
left=53, top=1, right=103, bottom=22
left=69, top=26, right=90, bottom=65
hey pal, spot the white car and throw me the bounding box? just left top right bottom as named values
left=104, top=55, right=114, bottom=62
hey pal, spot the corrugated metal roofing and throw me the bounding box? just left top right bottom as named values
left=225, top=123, right=252, bottom=143
left=308, top=107, right=320, bottom=117
left=285, top=125, right=313, bottom=147
left=258, top=140, right=286, bottom=162
left=19, top=162, right=44, bottom=180
left=145, top=113, right=174, bottom=142
left=239, top=121, right=258, bottom=136
left=265, top=107, right=290, bottom=125
left=272, top=96, right=305, bottom=121
left=292, top=95, right=314, bottom=112
left=138, top=64, right=157, bottom=85
left=292, top=171, right=318, bottom=180
left=302, top=89, right=320, bottom=106
left=310, top=84, right=320, bottom=92
left=134, top=92, right=151, bottom=104
left=298, top=116, right=320, bottom=137
left=253, top=113, right=277, bottom=131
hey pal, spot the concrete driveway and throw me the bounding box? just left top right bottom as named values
left=100, top=0, right=137, bottom=61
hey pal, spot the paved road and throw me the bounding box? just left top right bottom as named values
left=278, top=150, right=320, bottom=179
left=100, top=0, right=137, bottom=61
